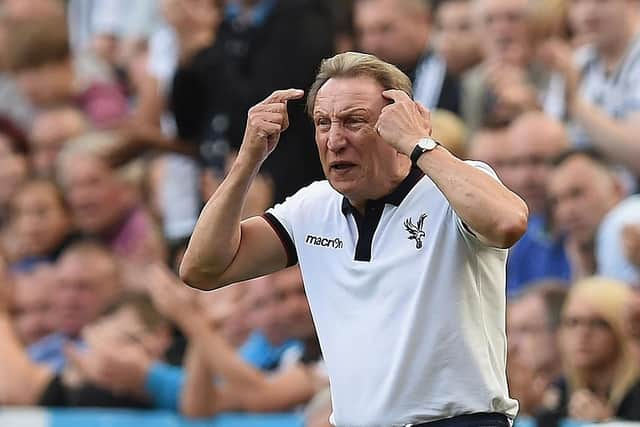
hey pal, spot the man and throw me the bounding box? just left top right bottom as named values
left=181, top=52, right=528, bottom=426
left=505, top=112, right=571, bottom=295
left=27, top=241, right=122, bottom=372
left=57, top=132, right=166, bottom=267
left=507, top=281, right=567, bottom=415
left=433, top=0, right=483, bottom=76
left=462, top=0, right=543, bottom=131
left=466, top=124, right=514, bottom=183
left=354, top=0, right=461, bottom=114
left=541, top=0, right=640, bottom=175
left=547, top=149, right=630, bottom=281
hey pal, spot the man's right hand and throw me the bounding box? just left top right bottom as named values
left=239, top=89, right=304, bottom=165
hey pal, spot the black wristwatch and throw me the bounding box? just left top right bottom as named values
left=410, top=137, right=439, bottom=167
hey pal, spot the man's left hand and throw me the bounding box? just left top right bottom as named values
left=375, top=90, right=432, bottom=156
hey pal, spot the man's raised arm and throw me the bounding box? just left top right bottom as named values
left=180, top=89, right=304, bottom=291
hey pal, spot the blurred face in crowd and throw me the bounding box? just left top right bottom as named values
left=15, top=61, right=73, bottom=108
left=243, top=275, right=282, bottom=344
left=507, top=113, right=568, bottom=215
left=547, top=155, right=623, bottom=245
left=271, top=267, right=314, bottom=341
left=61, top=154, right=134, bottom=236
left=474, top=0, right=531, bottom=65
left=30, top=108, right=87, bottom=177
left=314, top=76, right=408, bottom=205
left=11, top=267, right=55, bottom=345
left=10, top=181, right=70, bottom=258
left=0, top=134, right=29, bottom=210
left=82, top=303, right=170, bottom=359
left=434, top=0, right=483, bottom=75
left=52, top=249, right=120, bottom=336
left=567, top=0, right=633, bottom=50
left=560, top=295, right=619, bottom=371
left=467, top=128, right=515, bottom=186
left=508, top=294, right=559, bottom=375
left=354, top=0, right=431, bottom=70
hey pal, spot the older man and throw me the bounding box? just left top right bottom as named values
left=181, top=52, right=528, bottom=426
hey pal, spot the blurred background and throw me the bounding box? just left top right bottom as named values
left=0, top=0, right=639, bottom=426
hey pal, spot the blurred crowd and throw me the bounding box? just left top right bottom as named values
left=0, top=0, right=639, bottom=426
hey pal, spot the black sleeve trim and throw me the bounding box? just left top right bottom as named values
left=262, top=213, right=298, bottom=267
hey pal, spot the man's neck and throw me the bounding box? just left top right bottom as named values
left=348, top=163, right=412, bottom=215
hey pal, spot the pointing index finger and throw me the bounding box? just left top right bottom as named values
left=262, top=88, right=305, bottom=104
left=382, top=89, right=412, bottom=103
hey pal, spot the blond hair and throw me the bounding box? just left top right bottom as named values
left=562, top=276, right=639, bottom=409
left=306, top=52, right=413, bottom=116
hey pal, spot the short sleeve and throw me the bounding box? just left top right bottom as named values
left=263, top=183, right=320, bottom=267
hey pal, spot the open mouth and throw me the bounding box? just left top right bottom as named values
left=330, top=161, right=356, bottom=172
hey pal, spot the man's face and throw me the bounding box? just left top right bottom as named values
left=30, top=110, right=86, bottom=177
left=568, top=0, right=629, bottom=49
left=507, top=294, right=559, bottom=374
left=11, top=268, right=55, bottom=345
left=271, top=267, right=314, bottom=340
left=507, top=117, right=567, bottom=214
left=435, top=0, right=482, bottom=74
left=547, top=156, right=621, bottom=245
left=15, top=62, right=71, bottom=107
left=63, top=155, right=128, bottom=235
left=52, top=252, right=118, bottom=336
left=475, top=0, right=530, bottom=64
left=313, top=76, right=402, bottom=203
left=467, top=129, right=515, bottom=186
left=354, top=0, right=428, bottom=69
left=560, top=295, right=619, bottom=371
left=12, top=182, right=70, bottom=258
left=244, top=277, right=284, bottom=344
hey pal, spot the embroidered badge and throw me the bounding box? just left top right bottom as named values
left=404, top=213, right=427, bottom=249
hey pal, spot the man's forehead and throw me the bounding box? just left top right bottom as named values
left=314, top=77, right=385, bottom=114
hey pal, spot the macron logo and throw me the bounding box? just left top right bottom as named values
left=305, top=234, right=344, bottom=249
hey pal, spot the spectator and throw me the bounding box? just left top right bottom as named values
left=8, top=179, right=74, bottom=271
left=507, top=281, right=568, bottom=417
left=541, top=0, right=640, bottom=175
left=57, top=132, right=166, bottom=268
left=622, top=223, right=640, bottom=284
left=148, top=266, right=326, bottom=417
left=28, top=107, right=89, bottom=178
left=5, top=17, right=128, bottom=129
left=9, top=266, right=56, bottom=345
left=462, top=0, right=543, bottom=130
left=547, top=149, right=632, bottom=281
left=354, top=0, right=461, bottom=114
left=433, top=0, right=483, bottom=76
left=0, top=290, right=170, bottom=408
left=27, top=241, right=123, bottom=372
left=506, top=112, right=571, bottom=295
left=214, top=0, right=334, bottom=203
left=546, top=276, right=640, bottom=422
left=466, top=124, right=514, bottom=184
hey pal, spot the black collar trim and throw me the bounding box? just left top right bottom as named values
left=341, top=167, right=424, bottom=216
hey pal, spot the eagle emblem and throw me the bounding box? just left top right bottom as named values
left=404, top=213, right=427, bottom=249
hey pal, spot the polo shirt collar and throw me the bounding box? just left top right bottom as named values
left=341, top=167, right=424, bottom=216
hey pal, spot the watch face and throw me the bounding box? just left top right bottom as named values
left=418, top=138, right=437, bottom=150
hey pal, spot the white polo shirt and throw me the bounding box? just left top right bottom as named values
left=264, top=162, right=518, bottom=427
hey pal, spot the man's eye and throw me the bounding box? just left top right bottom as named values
left=316, top=118, right=330, bottom=127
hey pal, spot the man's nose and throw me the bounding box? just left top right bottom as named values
left=327, top=124, right=346, bottom=152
